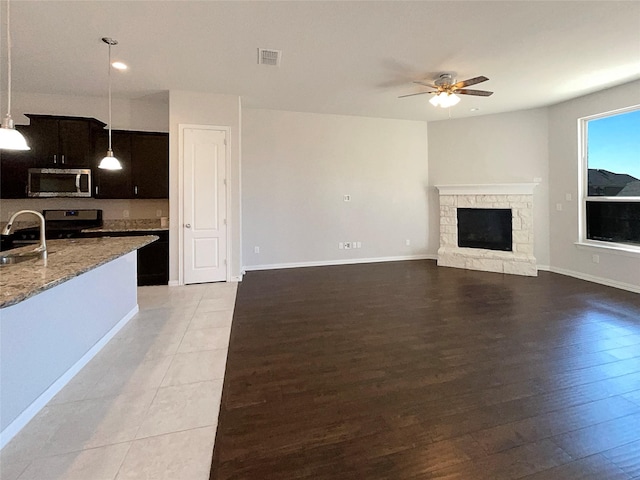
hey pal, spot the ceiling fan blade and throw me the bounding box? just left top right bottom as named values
left=455, top=89, right=493, bottom=97
left=398, top=91, right=435, bottom=98
left=413, top=81, right=438, bottom=89
left=453, top=76, right=489, bottom=89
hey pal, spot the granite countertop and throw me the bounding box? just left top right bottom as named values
left=82, top=219, right=169, bottom=233
left=0, top=236, right=157, bottom=309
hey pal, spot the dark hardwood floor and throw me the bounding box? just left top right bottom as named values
left=210, top=260, right=640, bottom=480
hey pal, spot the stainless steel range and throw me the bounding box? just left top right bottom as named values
left=2, top=209, right=103, bottom=249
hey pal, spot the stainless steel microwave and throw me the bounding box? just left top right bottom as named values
left=27, top=168, right=92, bottom=197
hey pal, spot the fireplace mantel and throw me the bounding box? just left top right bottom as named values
left=436, top=183, right=538, bottom=195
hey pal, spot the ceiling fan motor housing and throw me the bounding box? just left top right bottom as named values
left=434, top=73, right=455, bottom=88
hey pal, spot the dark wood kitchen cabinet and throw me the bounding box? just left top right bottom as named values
left=0, top=125, right=35, bottom=198
left=93, top=130, right=133, bottom=198
left=131, top=132, right=169, bottom=198
left=136, top=230, right=170, bottom=285
left=26, top=114, right=106, bottom=168
left=81, top=230, right=169, bottom=285
left=94, top=130, right=168, bottom=199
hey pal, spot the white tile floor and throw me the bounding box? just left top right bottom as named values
left=0, top=282, right=238, bottom=480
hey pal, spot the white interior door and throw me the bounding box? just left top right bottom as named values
left=182, top=127, right=227, bottom=284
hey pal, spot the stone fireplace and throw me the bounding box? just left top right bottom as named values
left=436, top=184, right=537, bottom=276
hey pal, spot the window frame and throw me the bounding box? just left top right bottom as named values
left=578, top=104, right=640, bottom=253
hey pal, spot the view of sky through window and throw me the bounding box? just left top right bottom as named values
left=587, top=108, right=640, bottom=179
left=587, top=108, right=640, bottom=198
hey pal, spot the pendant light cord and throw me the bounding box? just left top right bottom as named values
left=108, top=42, right=112, bottom=151
left=6, top=0, right=12, bottom=118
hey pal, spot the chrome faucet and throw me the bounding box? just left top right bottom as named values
left=2, top=210, right=47, bottom=259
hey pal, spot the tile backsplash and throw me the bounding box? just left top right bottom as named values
left=1, top=198, right=169, bottom=221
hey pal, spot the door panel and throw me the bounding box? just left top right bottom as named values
left=193, top=238, right=219, bottom=268
left=183, top=127, right=227, bottom=284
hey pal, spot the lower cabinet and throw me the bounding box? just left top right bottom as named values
left=81, top=230, right=168, bottom=286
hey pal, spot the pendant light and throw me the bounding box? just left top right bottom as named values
left=0, top=0, right=30, bottom=150
left=98, top=37, right=122, bottom=170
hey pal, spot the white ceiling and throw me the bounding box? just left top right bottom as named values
left=4, top=1, right=640, bottom=121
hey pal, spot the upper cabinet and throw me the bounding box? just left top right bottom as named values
left=94, top=130, right=168, bottom=199
left=93, top=130, right=133, bottom=199
left=26, top=114, right=106, bottom=168
left=131, top=132, right=169, bottom=199
left=1, top=114, right=168, bottom=199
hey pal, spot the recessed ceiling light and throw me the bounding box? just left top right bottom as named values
left=111, top=61, right=128, bottom=70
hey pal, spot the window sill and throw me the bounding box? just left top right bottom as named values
left=575, top=241, right=640, bottom=258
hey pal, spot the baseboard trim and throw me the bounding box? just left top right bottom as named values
left=244, top=254, right=436, bottom=272
left=547, top=266, right=640, bottom=294
left=168, top=280, right=180, bottom=287
left=0, top=305, right=139, bottom=449
left=536, top=264, right=551, bottom=272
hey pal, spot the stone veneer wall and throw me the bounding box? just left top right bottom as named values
left=437, top=186, right=537, bottom=276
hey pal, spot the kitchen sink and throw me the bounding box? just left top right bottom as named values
left=0, top=251, right=46, bottom=266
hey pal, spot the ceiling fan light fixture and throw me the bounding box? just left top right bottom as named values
left=429, top=92, right=460, bottom=108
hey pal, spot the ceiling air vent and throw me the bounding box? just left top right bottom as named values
left=258, top=48, right=282, bottom=67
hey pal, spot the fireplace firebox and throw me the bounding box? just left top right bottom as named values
left=457, top=208, right=512, bottom=251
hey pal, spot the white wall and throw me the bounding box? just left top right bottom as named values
left=548, top=80, right=640, bottom=291
left=427, top=108, right=550, bottom=265
left=8, top=91, right=169, bottom=132
left=168, top=91, right=242, bottom=282
left=242, top=109, right=429, bottom=268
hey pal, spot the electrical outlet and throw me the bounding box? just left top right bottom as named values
left=565, top=193, right=572, bottom=201
left=254, top=246, right=260, bottom=254
left=344, top=242, right=351, bottom=249
left=555, top=203, right=563, bottom=212
left=592, top=254, right=600, bottom=264
left=343, top=195, right=351, bottom=202
left=123, top=210, right=130, bottom=218
left=356, top=241, right=361, bottom=248
left=405, top=239, right=411, bottom=246
left=156, top=209, right=162, bottom=217
left=338, top=242, right=344, bottom=249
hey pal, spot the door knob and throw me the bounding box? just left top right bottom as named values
left=185, top=224, right=191, bottom=228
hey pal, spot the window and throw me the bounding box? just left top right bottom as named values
left=581, top=107, right=640, bottom=248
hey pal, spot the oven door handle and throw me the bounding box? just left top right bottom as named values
left=75, top=174, right=81, bottom=193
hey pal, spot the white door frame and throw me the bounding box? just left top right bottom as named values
left=178, top=124, right=232, bottom=285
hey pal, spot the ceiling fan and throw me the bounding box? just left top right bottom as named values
left=399, top=73, right=493, bottom=108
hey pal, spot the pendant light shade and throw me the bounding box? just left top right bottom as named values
left=98, top=37, right=122, bottom=170
left=0, top=0, right=30, bottom=151
left=0, top=118, right=30, bottom=150
left=99, top=149, right=121, bottom=170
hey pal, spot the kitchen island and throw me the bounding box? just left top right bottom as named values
left=0, top=236, right=157, bottom=447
